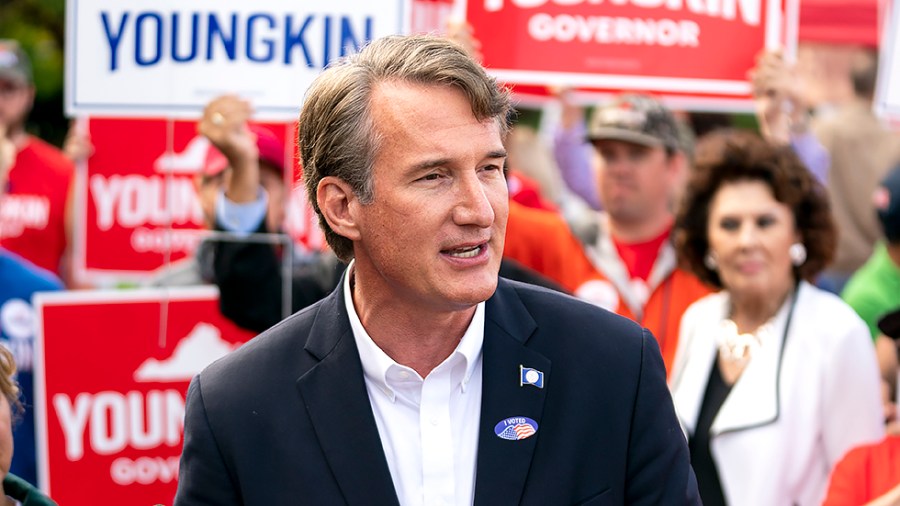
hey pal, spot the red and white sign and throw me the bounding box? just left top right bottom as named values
left=73, top=118, right=324, bottom=282
left=33, top=287, right=256, bottom=505
left=466, top=0, right=794, bottom=102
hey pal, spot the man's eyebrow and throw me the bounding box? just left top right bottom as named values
left=408, top=150, right=508, bottom=173
left=410, top=158, right=452, bottom=173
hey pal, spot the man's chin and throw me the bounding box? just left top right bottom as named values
left=448, top=276, right=499, bottom=308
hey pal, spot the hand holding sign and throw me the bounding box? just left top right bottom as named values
left=749, top=50, right=809, bottom=144
left=0, top=124, right=13, bottom=192
left=62, top=118, right=94, bottom=163
left=198, top=95, right=261, bottom=204
left=446, top=21, right=483, bottom=64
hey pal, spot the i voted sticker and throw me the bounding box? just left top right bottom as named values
left=494, top=416, right=538, bottom=441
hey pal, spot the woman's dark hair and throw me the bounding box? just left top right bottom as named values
left=674, top=129, right=835, bottom=289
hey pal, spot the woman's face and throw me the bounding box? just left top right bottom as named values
left=707, top=179, right=799, bottom=299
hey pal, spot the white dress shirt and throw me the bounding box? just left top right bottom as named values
left=343, top=263, right=484, bottom=506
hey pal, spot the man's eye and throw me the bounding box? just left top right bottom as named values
left=421, top=173, right=442, bottom=181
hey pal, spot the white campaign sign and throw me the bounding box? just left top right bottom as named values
left=66, top=0, right=409, bottom=119
left=877, top=0, right=900, bottom=119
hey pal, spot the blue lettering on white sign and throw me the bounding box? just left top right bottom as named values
left=247, top=14, right=276, bottom=62
left=172, top=13, right=199, bottom=62
left=207, top=13, right=236, bottom=61
left=99, top=11, right=374, bottom=72
left=135, top=12, right=164, bottom=66
left=101, top=12, right=129, bottom=71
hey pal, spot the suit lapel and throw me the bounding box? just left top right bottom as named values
left=711, top=287, right=796, bottom=435
left=474, top=281, right=550, bottom=506
left=295, top=285, right=400, bottom=506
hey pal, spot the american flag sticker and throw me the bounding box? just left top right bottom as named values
left=494, top=416, right=539, bottom=441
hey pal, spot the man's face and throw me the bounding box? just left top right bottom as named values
left=0, top=78, right=33, bottom=131
left=351, top=81, right=508, bottom=312
left=592, top=139, right=676, bottom=226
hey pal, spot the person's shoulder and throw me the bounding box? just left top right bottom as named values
left=21, top=135, right=74, bottom=176
left=496, top=279, right=666, bottom=392
left=496, top=277, right=645, bottom=345
left=681, top=290, right=727, bottom=321
left=800, top=281, right=860, bottom=317
left=797, top=282, right=868, bottom=338
left=198, top=299, right=326, bottom=391
left=836, top=435, right=900, bottom=475
left=3, top=473, right=58, bottom=505
left=501, top=276, right=627, bottom=317
left=842, top=250, right=890, bottom=300
left=0, top=249, right=64, bottom=293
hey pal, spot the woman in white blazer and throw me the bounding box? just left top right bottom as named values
left=670, top=130, right=884, bottom=506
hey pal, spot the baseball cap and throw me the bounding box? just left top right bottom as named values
left=879, top=309, right=900, bottom=340
left=0, top=40, right=32, bottom=85
left=587, top=94, right=682, bottom=152
left=201, top=125, right=287, bottom=177
left=874, top=163, right=900, bottom=243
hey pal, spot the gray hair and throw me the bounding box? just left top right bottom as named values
left=299, top=34, right=512, bottom=261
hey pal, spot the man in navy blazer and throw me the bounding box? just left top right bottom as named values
left=176, top=34, right=699, bottom=505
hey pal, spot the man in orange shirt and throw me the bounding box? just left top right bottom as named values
left=549, top=94, right=708, bottom=372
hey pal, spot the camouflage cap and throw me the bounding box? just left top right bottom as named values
left=0, top=40, right=32, bottom=85
left=587, top=94, right=682, bottom=152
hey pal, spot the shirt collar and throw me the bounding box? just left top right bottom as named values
left=343, top=260, right=485, bottom=402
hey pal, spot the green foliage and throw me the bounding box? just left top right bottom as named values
left=0, top=0, right=67, bottom=146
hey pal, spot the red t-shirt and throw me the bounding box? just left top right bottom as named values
left=611, top=227, right=671, bottom=282
left=0, top=136, right=74, bottom=275
left=823, top=436, right=900, bottom=505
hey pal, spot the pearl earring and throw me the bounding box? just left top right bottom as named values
left=789, top=243, right=807, bottom=266
left=704, top=252, right=718, bottom=270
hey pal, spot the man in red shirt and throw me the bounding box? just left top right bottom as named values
left=0, top=40, right=74, bottom=280
left=568, top=94, right=709, bottom=373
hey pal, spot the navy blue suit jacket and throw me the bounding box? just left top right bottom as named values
left=175, top=278, right=699, bottom=505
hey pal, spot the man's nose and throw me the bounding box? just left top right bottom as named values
left=453, top=173, right=495, bottom=228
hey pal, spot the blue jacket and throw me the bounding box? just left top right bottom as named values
left=176, top=278, right=699, bottom=505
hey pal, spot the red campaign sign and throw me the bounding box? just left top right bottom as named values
left=466, top=0, right=790, bottom=98
left=75, top=118, right=325, bottom=281
left=33, top=287, right=256, bottom=505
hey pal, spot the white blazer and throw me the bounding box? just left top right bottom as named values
left=670, top=281, right=885, bottom=506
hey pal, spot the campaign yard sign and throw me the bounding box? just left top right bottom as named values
left=66, top=0, right=409, bottom=119
left=466, top=0, right=793, bottom=99
left=73, top=117, right=324, bottom=283
left=33, top=287, right=256, bottom=505
left=877, top=0, right=900, bottom=120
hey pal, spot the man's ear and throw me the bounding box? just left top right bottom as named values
left=317, top=176, right=363, bottom=242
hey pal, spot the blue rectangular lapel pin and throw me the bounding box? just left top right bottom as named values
left=520, top=365, right=544, bottom=388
